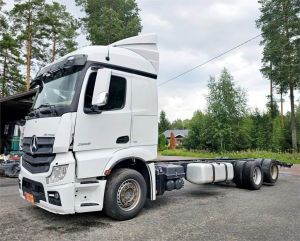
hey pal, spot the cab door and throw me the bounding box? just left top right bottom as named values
left=73, top=68, right=131, bottom=152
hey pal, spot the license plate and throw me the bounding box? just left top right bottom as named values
left=24, top=192, right=35, bottom=204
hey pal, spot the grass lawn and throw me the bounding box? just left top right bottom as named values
left=160, top=149, right=300, bottom=164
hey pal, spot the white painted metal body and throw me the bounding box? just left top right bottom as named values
left=19, top=34, right=159, bottom=214
left=19, top=34, right=234, bottom=215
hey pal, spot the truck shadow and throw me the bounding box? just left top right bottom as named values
left=26, top=207, right=113, bottom=233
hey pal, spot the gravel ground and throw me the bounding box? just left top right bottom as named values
left=0, top=172, right=299, bottom=241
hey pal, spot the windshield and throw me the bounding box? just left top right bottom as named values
left=33, top=70, right=79, bottom=109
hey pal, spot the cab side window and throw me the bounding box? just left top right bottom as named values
left=84, top=72, right=126, bottom=112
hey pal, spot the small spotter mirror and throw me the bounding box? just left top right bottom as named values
left=92, top=68, right=111, bottom=106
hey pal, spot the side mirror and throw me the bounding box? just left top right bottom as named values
left=92, top=68, right=111, bottom=106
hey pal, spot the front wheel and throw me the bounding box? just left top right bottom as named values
left=103, top=168, right=147, bottom=220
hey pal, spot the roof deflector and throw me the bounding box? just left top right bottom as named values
left=111, top=34, right=159, bottom=74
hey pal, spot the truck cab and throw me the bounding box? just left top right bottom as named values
left=19, top=34, right=160, bottom=219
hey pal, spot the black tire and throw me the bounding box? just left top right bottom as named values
left=242, top=161, right=263, bottom=190
left=233, top=161, right=247, bottom=188
left=261, top=159, right=278, bottom=184
left=103, top=168, right=147, bottom=221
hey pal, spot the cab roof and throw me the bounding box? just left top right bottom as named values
left=66, top=33, right=159, bottom=76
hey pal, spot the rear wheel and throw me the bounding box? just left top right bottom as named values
left=262, top=159, right=278, bottom=184
left=233, top=161, right=247, bottom=187
left=104, top=168, right=147, bottom=220
left=242, top=162, right=263, bottom=190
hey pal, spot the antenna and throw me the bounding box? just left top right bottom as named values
left=105, top=1, right=112, bottom=61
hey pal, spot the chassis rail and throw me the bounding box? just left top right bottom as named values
left=151, top=158, right=293, bottom=168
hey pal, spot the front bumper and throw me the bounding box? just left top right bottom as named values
left=19, top=152, right=76, bottom=214
left=19, top=152, right=106, bottom=214
left=20, top=181, right=75, bottom=214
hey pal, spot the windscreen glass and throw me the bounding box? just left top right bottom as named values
left=33, top=70, right=80, bottom=109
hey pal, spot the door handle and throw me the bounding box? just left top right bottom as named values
left=116, top=136, right=129, bottom=144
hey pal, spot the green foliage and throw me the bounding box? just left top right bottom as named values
left=179, top=67, right=299, bottom=153
left=183, top=111, right=210, bottom=150
left=256, top=0, right=300, bottom=150
left=0, top=33, right=25, bottom=96
left=266, top=95, right=280, bottom=118
left=0, top=2, right=24, bottom=97
left=207, top=68, right=247, bottom=151
left=0, top=0, right=7, bottom=32
left=159, top=110, right=171, bottom=134
left=1, top=0, right=79, bottom=93
left=171, top=119, right=184, bottom=130
left=160, top=149, right=300, bottom=164
left=271, top=116, right=285, bottom=151
left=42, top=2, right=79, bottom=62
left=10, top=0, right=48, bottom=64
left=158, top=134, right=167, bottom=151
left=256, top=0, right=300, bottom=90
left=184, top=69, right=248, bottom=152
left=76, top=0, right=142, bottom=45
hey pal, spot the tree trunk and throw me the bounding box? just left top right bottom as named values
left=270, top=63, right=273, bottom=117
left=270, top=76, right=273, bottom=117
left=283, top=0, right=297, bottom=151
left=280, top=90, right=284, bottom=128
left=26, top=7, right=32, bottom=91
left=26, top=39, right=31, bottom=91
left=51, top=32, right=56, bottom=62
left=2, top=54, right=7, bottom=96
left=289, top=82, right=297, bottom=150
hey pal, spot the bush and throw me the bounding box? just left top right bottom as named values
left=158, top=134, right=167, bottom=151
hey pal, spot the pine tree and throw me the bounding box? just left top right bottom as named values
left=42, top=2, right=79, bottom=62
left=0, top=0, right=6, bottom=33
left=0, top=2, right=25, bottom=96
left=159, top=110, right=171, bottom=134
left=158, top=134, right=167, bottom=151
left=271, top=116, right=285, bottom=151
left=0, top=33, right=25, bottom=96
left=183, top=111, right=210, bottom=150
left=257, top=0, right=300, bottom=151
left=75, top=0, right=142, bottom=45
left=171, top=119, right=185, bottom=130
left=10, top=0, right=48, bottom=90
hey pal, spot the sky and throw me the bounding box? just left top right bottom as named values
left=4, top=0, right=297, bottom=121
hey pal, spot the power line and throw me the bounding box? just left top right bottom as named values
left=158, top=34, right=262, bottom=87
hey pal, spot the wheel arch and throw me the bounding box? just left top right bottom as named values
left=107, top=157, right=153, bottom=199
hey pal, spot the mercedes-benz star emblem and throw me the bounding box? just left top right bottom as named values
left=30, top=135, right=38, bottom=154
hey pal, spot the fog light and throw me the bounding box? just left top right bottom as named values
left=46, top=165, right=68, bottom=184
left=54, top=192, right=59, bottom=199
left=48, top=191, right=61, bottom=206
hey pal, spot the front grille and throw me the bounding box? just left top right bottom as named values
left=22, top=177, right=46, bottom=203
left=22, top=137, right=55, bottom=155
left=22, top=153, right=55, bottom=173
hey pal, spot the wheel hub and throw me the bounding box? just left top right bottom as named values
left=117, top=179, right=141, bottom=211
left=253, top=167, right=262, bottom=185
left=271, top=164, right=278, bottom=180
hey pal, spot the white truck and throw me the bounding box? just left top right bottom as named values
left=19, top=34, right=291, bottom=220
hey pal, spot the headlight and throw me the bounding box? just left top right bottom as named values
left=47, top=165, right=68, bottom=184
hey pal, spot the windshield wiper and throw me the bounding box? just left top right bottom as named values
left=36, top=103, right=52, bottom=109
left=27, top=103, right=58, bottom=119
